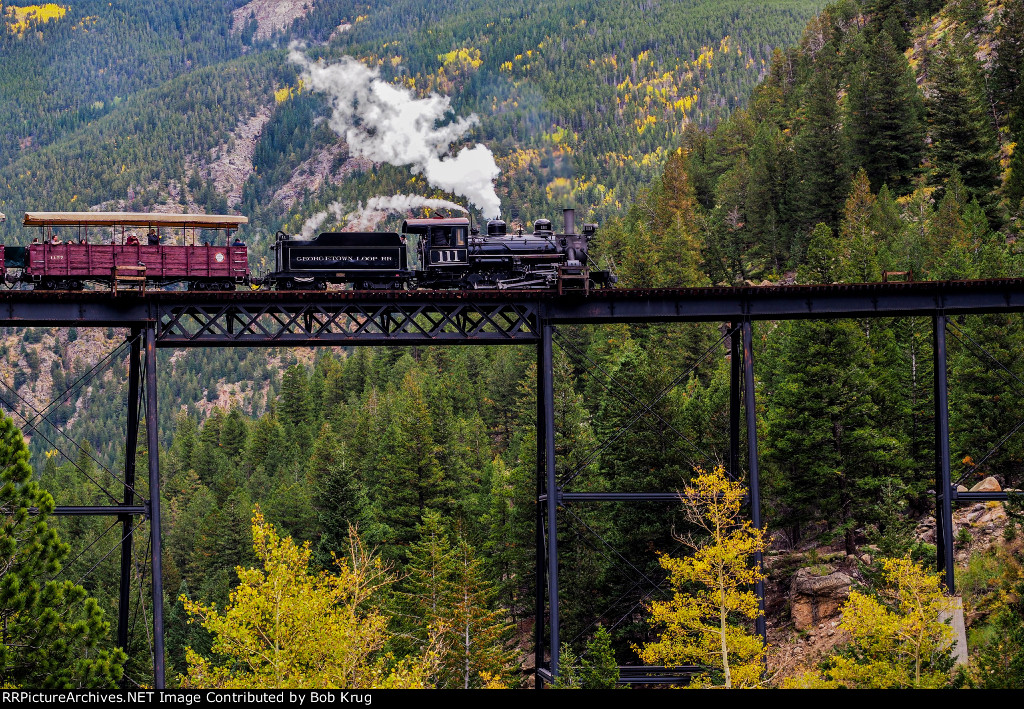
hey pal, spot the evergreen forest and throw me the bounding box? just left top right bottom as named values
left=2, top=0, right=1024, bottom=690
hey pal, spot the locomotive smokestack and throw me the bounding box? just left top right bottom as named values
left=563, top=208, right=575, bottom=235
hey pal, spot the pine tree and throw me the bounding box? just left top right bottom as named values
left=889, top=184, right=938, bottom=276
left=279, top=364, right=313, bottom=458
left=840, top=170, right=881, bottom=283
left=310, top=422, right=368, bottom=565
left=798, top=223, right=843, bottom=283
left=993, top=0, right=1024, bottom=131
left=995, top=1, right=1024, bottom=211
left=746, top=122, right=794, bottom=272
left=871, top=183, right=905, bottom=267
left=845, top=28, right=925, bottom=195
left=579, top=626, right=620, bottom=689
left=399, top=512, right=517, bottom=689
left=651, top=154, right=707, bottom=288
left=220, top=407, right=248, bottom=460
left=968, top=580, right=1024, bottom=688
left=443, top=535, right=518, bottom=689
left=552, top=626, right=620, bottom=689
left=243, top=413, right=287, bottom=484
left=365, top=372, right=444, bottom=563
left=0, top=414, right=125, bottom=687
left=762, top=319, right=899, bottom=551
left=927, top=37, right=1001, bottom=223
left=791, top=43, right=849, bottom=238
left=928, top=171, right=977, bottom=279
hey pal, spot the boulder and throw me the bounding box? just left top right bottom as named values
left=970, top=477, right=1002, bottom=493
left=791, top=568, right=853, bottom=631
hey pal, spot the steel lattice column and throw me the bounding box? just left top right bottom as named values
left=117, top=330, right=142, bottom=657
left=535, top=336, right=547, bottom=687
left=933, top=315, right=956, bottom=591
left=541, top=323, right=559, bottom=680
left=145, top=325, right=166, bottom=687
left=742, top=321, right=767, bottom=644
left=730, top=324, right=741, bottom=479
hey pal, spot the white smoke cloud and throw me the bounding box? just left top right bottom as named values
left=300, top=201, right=346, bottom=239
left=299, top=195, right=466, bottom=235
left=344, top=194, right=466, bottom=230
left=365, top=195, right=467, bottom=214
left=289, top=49, right=502, bottom=219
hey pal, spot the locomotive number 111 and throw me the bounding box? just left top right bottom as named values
left=430, top=249, right=467, bottom=265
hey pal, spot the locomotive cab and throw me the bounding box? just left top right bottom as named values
left=402, top=218, right=470, bottom=270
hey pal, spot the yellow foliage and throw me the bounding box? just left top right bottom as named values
left=438, top=47, right=482, bottom=70
left=543, top=125, right=576, bottom=147
left=5, top=4, right=67, bottom=34
left=479, top=671, right=508, bottom=689
left=696, top=46, right=714, bottom=69
left=498, top=149, right=540, bottom=174
left=274, top=80, right=305, bottom=105
left=545, top=177, right=573, bottom=202
left=180, top=507, right=437, bottom=689
left=635, top=114, right=657, bottom=135
left=784, top=557, right=954, bottom=689
left=72, top=15, right=97, bottom=31
left=636, top=466, right=767, bottom=689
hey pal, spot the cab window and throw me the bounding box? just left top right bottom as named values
left=431, top=228, right=451, bottom=247
left=453, top=227, right=467, bottom=247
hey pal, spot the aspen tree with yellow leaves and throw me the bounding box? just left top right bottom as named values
left=637, top=466, right=766, bottom=688
left=179, top=507, right=437, bottom=689
left=785, top=557, right=954, bottom=689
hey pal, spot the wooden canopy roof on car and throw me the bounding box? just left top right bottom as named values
left=23, top=212, right=248, bottom=229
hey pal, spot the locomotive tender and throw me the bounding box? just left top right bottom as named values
left=4, top=208, right=613, bottom=292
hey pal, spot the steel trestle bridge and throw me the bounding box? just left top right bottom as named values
left=6, top=279, right=1023, bottom=687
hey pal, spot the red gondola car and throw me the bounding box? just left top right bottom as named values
left=9, top=212, right=249, bottom=291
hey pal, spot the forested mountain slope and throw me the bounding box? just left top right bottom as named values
left=0, top=0, right=826, bottom=244
left=6, top=0, right=1024, bottom=690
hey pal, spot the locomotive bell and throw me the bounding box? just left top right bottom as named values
left=486, top=219, right=507, bottom=237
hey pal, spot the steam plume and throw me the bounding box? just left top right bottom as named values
left=345, top=194, right=467, bottom=230
left=300, top=201, right=346, bottom=239
left=289, top=49, right=501, bottom=218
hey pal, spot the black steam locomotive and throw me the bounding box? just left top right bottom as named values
left=269, top=208, right=614, bottom=292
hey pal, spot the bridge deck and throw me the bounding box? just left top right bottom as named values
left=0, top=279, right=1022, bottom=344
